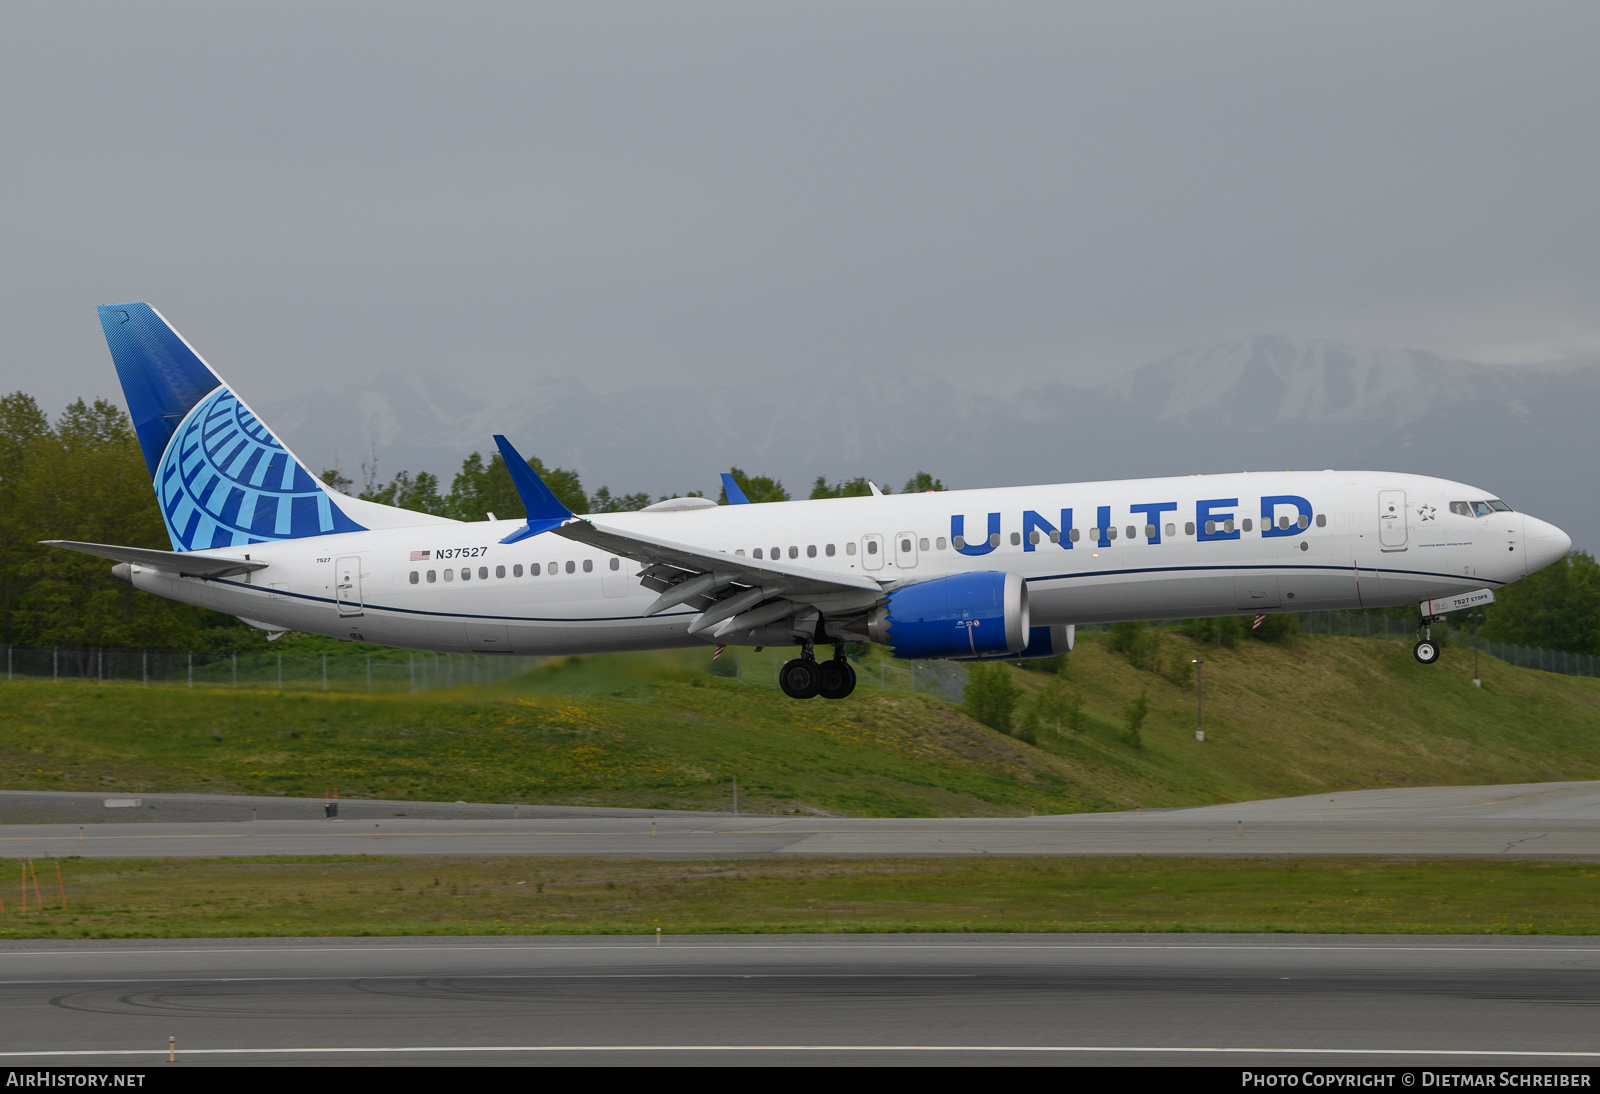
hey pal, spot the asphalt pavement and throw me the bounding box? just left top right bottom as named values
left=0, top=934, right=1596, bottom=1066
left=1, top=781, right=1597, bottom=858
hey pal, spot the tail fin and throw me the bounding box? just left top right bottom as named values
left=97, top=303, right=366, bottom=551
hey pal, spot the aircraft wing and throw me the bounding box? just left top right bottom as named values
left=42, top=540, right=268, bottom=579
left=554, top=519, right=885, bottom=627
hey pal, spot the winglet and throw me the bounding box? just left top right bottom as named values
left=721, top=472, right=750, bottom=505
left=493, top=435, right=575, bottom=544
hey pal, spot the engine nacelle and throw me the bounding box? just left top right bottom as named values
left=867, top=571, right=1030, bottom=660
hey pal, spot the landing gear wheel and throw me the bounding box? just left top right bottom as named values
left=1413, top=640, right=1440, bottom=665
left=817, top=659, right=857, bottom=700
left=779, top=658, right=821, bottom=699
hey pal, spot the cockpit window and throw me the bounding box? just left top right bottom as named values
left=1453, top=500, right=1512, bottom=517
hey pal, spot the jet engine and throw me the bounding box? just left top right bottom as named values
left=867, top=571, right=1029, bottom=659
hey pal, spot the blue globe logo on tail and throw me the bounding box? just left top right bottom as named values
left=157, top=385, right=364, bottom=550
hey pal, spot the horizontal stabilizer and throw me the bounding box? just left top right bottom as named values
left=42, top=540, right=267, bottom=579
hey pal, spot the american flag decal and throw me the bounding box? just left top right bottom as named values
left=1253, top=614, right=1266, bottom=629
left=410, top=550, right=430, bottom=561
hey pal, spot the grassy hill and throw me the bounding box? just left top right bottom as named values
left=1, top=632, right=1597, bottom=816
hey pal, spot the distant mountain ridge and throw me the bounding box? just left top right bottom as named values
left=260, top=334, right=1600, bottom=550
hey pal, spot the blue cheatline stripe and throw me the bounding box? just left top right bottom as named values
left=207, top=577, right=703, bottom=625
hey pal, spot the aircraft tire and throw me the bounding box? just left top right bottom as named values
left=817, top=659, right=856, bottom=700
left=779, top=657, right=822, bottom=699
left=1413, top=640, right=1440, bottom=665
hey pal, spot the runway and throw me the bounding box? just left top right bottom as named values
left=0, top=934, right=1597, bottom=1066
left=2, top=781, right=1597, bottom=858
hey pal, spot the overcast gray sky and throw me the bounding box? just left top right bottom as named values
left=3, top=2, right=1598, bottom=413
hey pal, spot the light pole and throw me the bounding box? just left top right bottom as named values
left=1466, top=612, right=1484, bottom=686
left=1193, top=659, right=1205, bottom=741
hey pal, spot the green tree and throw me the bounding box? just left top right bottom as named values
left=362, top=469, right=449, bottom=516
left=0, top=392, right=50, bottom=636
left=720, top=467, right=789, bottom=504
left=810, top=475, right=881, bottom=499
left=1032, top=675, right=1082, bottom=737
left=1481, top=552, right=1600, bottom=655
left=963, top=661, right=1021, bottom=733
left=901, top=471, right=945, bottom=493
left=445, top=452, right=587, bottom=520
left=591, top=487, right=652, bottom=513
left=1123, top=689, right=1150, bottom=748
left=8, top=399, right=206, bottom=647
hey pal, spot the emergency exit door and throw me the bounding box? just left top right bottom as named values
left=1378, top=491, right=1408, bottom=551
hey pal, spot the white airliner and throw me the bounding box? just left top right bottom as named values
left=49, top=304, right=1573, bottom=700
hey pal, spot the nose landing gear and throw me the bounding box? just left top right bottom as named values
left=1414, top=615, right=1442, bottom=664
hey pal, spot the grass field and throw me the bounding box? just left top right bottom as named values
left=1, top=855, right=1595, bottom=939
left=1, top=632, right=1598, bottom=816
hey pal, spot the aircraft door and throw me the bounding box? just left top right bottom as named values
left=861, top=534, right=884, bottom=571
left=1378, top=490, right=1408, bottom=550
left=334, top=557, right=363, bottom=616
left=894, top=532, right=918, bottom=569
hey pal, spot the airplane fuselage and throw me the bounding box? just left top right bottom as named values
left=123, top=469, right=1567, bottom=657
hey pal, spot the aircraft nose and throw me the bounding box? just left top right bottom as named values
left=1523, top=515, right=1572, bottom=576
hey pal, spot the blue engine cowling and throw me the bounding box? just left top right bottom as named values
left=956, top=624, right=1074, bottom=663
left=866, top=571, right=1030, bottom=659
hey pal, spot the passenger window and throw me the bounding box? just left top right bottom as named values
left=495, top=565, right=505, bottom=578
left=919, top=538, right=929, bottom=551
left=583, top=559, right=593, bottom=572
left=953, top=535, right=966, bottom=548
left=565, top=560, right=575, bottom=574
left=771, top=546, right=781, bottom=559
left=752, top=548, right=763, bottom=559
left=479, top=566, right=488, bottom=580
left=902, top=538, right=913, bottom=553
left=514, top=564, right=524, bottom=577
left=1069, top=528, right=1080, bottom=542
left=610, top=557, right=620, bottom=570
left=826, top=544, right=836, bottom=557
left=1279, top=516, right=1291, bottom=530
left=1048, top=531, right=1059, bottom=544
left=807, top=545, right=817, bottom=558
left=548, top=561, right=557, bottom=574
left=1316, top=514, right=1326, bottom=528
left=936, top=537, right=947, bottom=550
left=1223, top=520, right=1234, bottom=534
left=1124, top=526, right=1134, bottom=539
left=1107, top=528, right=1118, bottom=540
left=1185, top=522, right=1195, bottom=536
left=1242, top=519, right=1253, bottom=532
left=1297, top=515, right=1309, bottom=529
left=1143, top=524, right=1155, bottom=538
left=988, top=533, right=1000, bottom=547
left=736, top=549, right=745, bottom=556
left=460, top=568, right=470, bottom=581
left=426, top=570, right=437, bottom=583
left=409, top=571, right=419, bottom=584
left=1204, top=521, right=1216, bottom=535
left=1029, top=531, right=1041, bottom=545
left=867, top=540, right=878, bottom=555
left=846, top=542, right=857, bottom=556
left=788, top=546, right=798, bottom=559
left=530, top=563, right=540, bottom=576
left=1165, top=523, right=1175, bottom=537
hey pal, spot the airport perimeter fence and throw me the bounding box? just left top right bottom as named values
left=709, top=653, right=967, bottom=702
left=1, top=646, right=539, bottom=693
left=1292, top=609, right=1600, bottom=679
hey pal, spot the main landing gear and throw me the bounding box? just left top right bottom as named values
left=779, top=646, right=857, bottom=700
left=1414, top=615, right=1441, bottom=665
